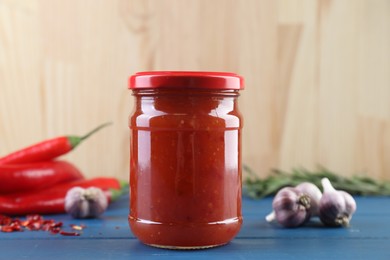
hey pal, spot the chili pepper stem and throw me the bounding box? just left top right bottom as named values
left=109, top=189, right=124, bottom=201
left=119, top=180, right=129, bottom=189
left=68, top=122, right=112, bottom=149
left=109, top=181, right=128, bottom=201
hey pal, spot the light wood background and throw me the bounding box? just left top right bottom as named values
left=0, top=0, right=389, bottom=180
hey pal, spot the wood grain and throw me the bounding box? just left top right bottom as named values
left=0, top=0, right=389, bottom=180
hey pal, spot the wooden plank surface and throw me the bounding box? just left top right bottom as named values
left=0, top=0, right=389, bottom=180
left=0, top=194, right=389, bottom=259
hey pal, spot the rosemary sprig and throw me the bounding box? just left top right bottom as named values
left=243, top=165, right=390, bottom=199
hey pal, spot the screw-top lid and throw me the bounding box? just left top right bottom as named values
left=129, top=71, right=244, bottom=90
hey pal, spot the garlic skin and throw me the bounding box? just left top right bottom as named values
left=295, top=182, right=322, bottom=216
left=271, top=187, right=312, bottom=228
left=65, top=187, right=108, bottom=219
left=319, top=178, right=357, bottom=227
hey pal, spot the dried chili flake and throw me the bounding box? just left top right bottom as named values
left=0, top=214, right=85, bottom=236
left=20, top=220, right=30, bottom=227
left=41, top=225, right=51, bottom=232
left=42, top=219, right=55, bottom=225
left=25, top=222, right=41, bottom=231
left=41, top=223, right=53, bottom=231
left=21, top=214, right=44, bottom=231
left=9, top=222, right=23, bottom=232
left=1, top=223, right=20, bottom=232
left=42, top=220, right=63, bottom=231
left=59, top=231, right=80, bottom=236
left=41, top=220, right=54, bottom=231
left=50, top=227, right=61, bottom=235
left=70, top=224, right=85, bottom=231
left=0, top=215, right=12, bottom=226
left=12, top=219, right=22, bottom=225
left=26, top=215, right=43, bottom=222
left=1, top=226, right=15, bottom=233
left=53, top=222, right=63, bottom=228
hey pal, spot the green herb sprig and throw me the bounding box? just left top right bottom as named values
left=243, top=165, right=390, bottom=199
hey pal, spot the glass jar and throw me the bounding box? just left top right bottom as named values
left=128, top=71, right=244, bottom=249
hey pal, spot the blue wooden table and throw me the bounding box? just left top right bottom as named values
left=1, top=193, right=389, bottom=259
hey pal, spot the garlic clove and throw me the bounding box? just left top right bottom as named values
left=65, top=187, right=108, bottom=219
left=270, top=187, right=312, bottom=228
left=319, top=178, right=357, bottom=227
left=295, top=182, right=322, bottom=216
left=340, top=190, right=357, bottom=214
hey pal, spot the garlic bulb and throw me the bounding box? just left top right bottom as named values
left=295, top=182, right=322, bottom=216
left=269, top=187, right=312, bottom=228
left=65, top=187, right=108, bottom=219
left=319, top=178, right=357, bottom=227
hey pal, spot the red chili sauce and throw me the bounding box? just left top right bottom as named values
left=128, top=72, right=244, bottom=249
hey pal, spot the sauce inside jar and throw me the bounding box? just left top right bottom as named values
left=128, top=72, right=244, bottom=249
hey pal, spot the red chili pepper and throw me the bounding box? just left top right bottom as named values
left=0, top=177, right=126, bottom=215
left=0, top=161, right=84, bottom=194
left=0, top=122, right=111, bottom=165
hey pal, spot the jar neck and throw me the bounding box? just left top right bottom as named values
left=132, top=88, right=240, bottom=115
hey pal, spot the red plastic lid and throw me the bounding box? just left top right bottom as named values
left=129, top=71, right=244, bottom=90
